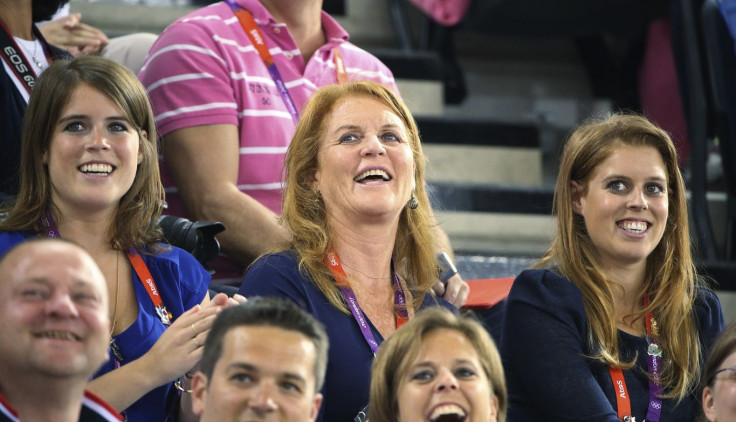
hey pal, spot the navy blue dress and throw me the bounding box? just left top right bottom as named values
left=238, top=249, right=455, bottom=422
left=501, top=269, right=724, bottom=422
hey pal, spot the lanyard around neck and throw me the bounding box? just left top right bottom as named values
left=223, top=0, right=348, bottom=124
left=41, top=212, right=173, bottom=328
left=609, top=295, right=663, bottom=422
left=0, top=20, right=52, bottom=94
left=324, top=249, right=408, bottom=355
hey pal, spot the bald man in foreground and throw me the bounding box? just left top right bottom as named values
left=0, top=239, right=122, bottom=422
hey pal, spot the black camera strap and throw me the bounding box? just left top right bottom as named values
left=0, top=19, right=51, bottom=94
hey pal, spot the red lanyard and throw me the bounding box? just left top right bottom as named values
left=608, top=295, right=662, bottom=422
left=126, top=248, right=172, bottom=325
left=224, top=0, right=348, bottom=124
left=324, top=249, right=408, bottom=354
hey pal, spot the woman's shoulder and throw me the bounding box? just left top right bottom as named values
left=693, top=285, right=725, bottom=335
left=509, top=268, right=583, bottom=303
left=0, top=231, right=35, bottom=256
left=141, top=244, right=211, bottom=292
left=240, top=249, right=310, bottom=296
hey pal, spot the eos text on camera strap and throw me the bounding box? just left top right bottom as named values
left=0, top=20, right=51, bottom=94
left=222, top=0, right=348, bottom=124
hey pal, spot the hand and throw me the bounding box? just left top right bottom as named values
left=205, top=292, right=247, bottom=310
left=141, top=303, right=222, bottom=385
left=39, top=13, right=109, bottom=56
left=432, top=273, right=469, bottom=308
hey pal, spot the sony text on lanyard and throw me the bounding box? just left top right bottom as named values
left=608, top=295, right=663, bottom=422
left=223, top=0, right=348, bottom=124
left=324, top=249, right=408, bottom=355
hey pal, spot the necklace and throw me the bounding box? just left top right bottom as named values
left=340, top=260, right=390, bottom=280
left=18, top=38, right=44, bottom=71
left=109, top=252, right=120, bottom=337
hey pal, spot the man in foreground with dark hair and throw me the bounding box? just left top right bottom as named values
left=0, top=239, right=121, bottom=421
left=191, top=297, right=328, bottom=422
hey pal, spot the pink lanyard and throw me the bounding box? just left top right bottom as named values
left=324, top=249, right=408, bottom=354
left=608, top=295, right=663, bottom=422
left=223, top=0, right=348, bottom=124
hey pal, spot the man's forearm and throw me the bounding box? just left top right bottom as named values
left=189, top=186, right=291, bottom=264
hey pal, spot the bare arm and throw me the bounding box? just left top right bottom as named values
left=163, top=124, right=290, bottom=264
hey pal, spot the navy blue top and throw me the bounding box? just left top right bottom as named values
left=238, top=249, right=455, bottom=422
left=501, top=269, right=724, bottom=422
left=0, top=231, right=211, bottom=421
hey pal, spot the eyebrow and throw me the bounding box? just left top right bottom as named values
left=332, top=123, right=402, bottom=135
left=227, top=362, right=308, bottom=384
left=57, top=115, right=131, bottom=124
left=601, top=174, right=667, bottom=182
left=412, top=358, right=477, bottom=368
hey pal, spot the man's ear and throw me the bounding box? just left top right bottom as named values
left=191, top=372, right=208, bottom=417
left=309, top=393, right=323, bottom=422
left=571, top=180, right=584, bottom=215
left=702, top=385, right=717, bottom=422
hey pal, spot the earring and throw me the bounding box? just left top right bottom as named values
left=407, top=192, right=418, bottom=210
left=314, top=190, right=322, bottom=203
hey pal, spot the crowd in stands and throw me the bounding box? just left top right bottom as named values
left=1, top=0, right=735, bottom=421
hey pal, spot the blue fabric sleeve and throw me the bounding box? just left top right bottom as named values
left=501, top=269, right=620, bottom=422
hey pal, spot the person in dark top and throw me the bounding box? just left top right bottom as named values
left=238, top=81, right=454, bottom=421
left=501, top=113, right=724, bottom=421
left=0, top=0, right=71, bottom=198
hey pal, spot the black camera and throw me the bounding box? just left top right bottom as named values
left=158, top=215, right=225, bottom=274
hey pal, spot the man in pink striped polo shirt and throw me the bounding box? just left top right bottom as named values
left=139, top=0, right=468, bottom=306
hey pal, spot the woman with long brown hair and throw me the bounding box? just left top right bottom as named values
left=501, top=113, right=724, bottom=421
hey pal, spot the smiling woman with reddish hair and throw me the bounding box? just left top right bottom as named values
left=501, top=113, right=724, bottom=421
left=238, top=81, right=454, bottom=421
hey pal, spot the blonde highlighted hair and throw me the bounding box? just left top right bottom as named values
left=279, top=81, right=437, bottom=313
left=537, top=113, right=703, bottom=400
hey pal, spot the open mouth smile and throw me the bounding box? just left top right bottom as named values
left=78, top=163, right=114, bottom=176
left=354, top=169, right=391, bottom=183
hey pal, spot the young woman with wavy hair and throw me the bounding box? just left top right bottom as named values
left=501, top=113, right=724, bottom=421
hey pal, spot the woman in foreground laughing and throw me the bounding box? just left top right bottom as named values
left=370, top=307, right=506, bottom=422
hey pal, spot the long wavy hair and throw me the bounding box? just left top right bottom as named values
left=1, top=56, right=164, bottom=251
left=280, top=81, right=436, bottom=313
left=370, top=307, right=507, bottom=422
left=536, top=113, right=702, bottom=400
